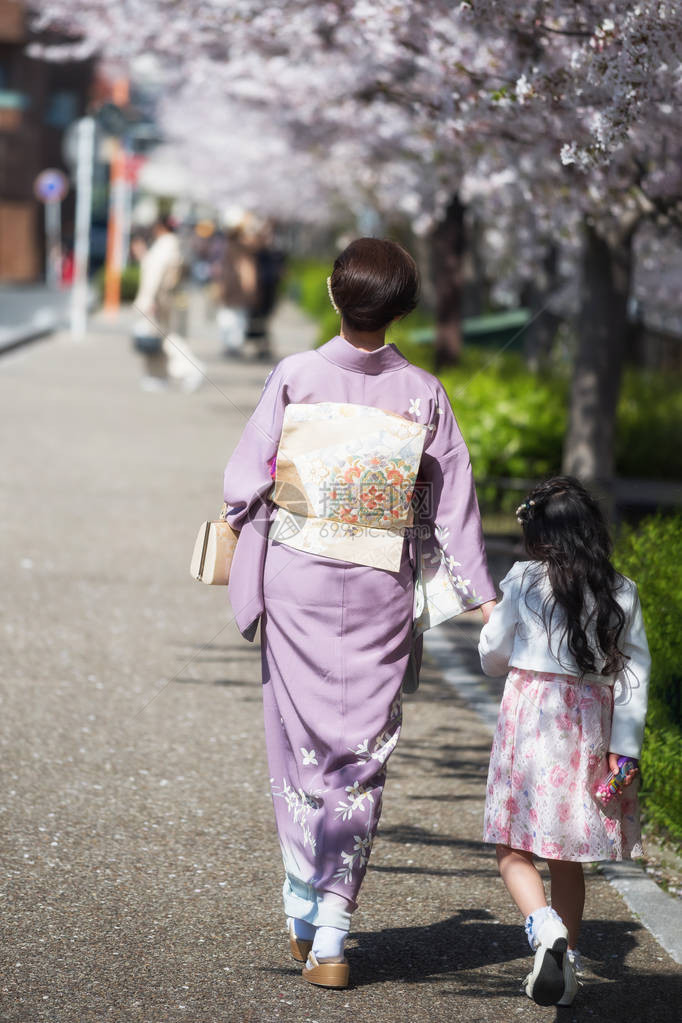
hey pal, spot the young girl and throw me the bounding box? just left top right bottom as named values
left=479, top=477, right=650, bottom=1006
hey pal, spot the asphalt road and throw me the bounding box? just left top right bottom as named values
left=1, top=299, right=680, bottom=1022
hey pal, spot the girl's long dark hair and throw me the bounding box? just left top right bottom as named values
left=518, top=477, right=627, bottom=677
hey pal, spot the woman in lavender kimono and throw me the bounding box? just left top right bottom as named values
left=224, top=238, right=496, bottom=988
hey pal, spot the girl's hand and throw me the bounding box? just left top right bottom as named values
left=608, top=752, right=639, bottom=787
left=480, top=599, right=497, bottom=624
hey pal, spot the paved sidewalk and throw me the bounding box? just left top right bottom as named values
left=0, top=284, right=73, bottom=352
left=1, top=302, right=680, bottom=1022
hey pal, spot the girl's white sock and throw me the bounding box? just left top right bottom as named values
left=288, top=916, right=315, bottom=942
left=524, top=905, right=563, bottom=950
left=312, top=924, right=347, bottom=960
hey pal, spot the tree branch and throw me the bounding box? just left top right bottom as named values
left=537, top=24, right=594, bottom=39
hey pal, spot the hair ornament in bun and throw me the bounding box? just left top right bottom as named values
left=326, top=275, right=340, bottom=315
left=515, top=498, right=537, bottom=524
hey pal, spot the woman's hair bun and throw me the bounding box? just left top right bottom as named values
left=329, top=237, right=420, bottom=332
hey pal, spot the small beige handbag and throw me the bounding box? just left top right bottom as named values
left=190, top=503, right=239, bottom=585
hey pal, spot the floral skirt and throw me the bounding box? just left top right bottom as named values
left=483, top=668, right=642, bottom=861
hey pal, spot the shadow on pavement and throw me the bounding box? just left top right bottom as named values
left=254, top=912, right=677, bottom=1022
left=370, top=863, right=496, bottom=879
left=173, top=675, right=252, bottom=687
left=377, top=823, right=490, bottom=855
left=346, top=909, right=524, bottom=984
left=341, top=915, right=679, bottom=1021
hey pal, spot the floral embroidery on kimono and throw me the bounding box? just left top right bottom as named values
left=413, top=524, right=486, bottom=634
left=333, top=825, right=375, bottom=886
left=349, top=695, right=402, bottom=765
left=271, top=777, right=324, bottom=854
left=335, top=780, right=375, bottom=822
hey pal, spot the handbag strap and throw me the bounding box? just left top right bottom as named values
left=219, top=501, right=230, bottom=522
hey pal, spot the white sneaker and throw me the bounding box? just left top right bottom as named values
left=567, top=948, right=584, bottom=975
left=180, top=369, right=205, bottom=393
left=523, top=915, right=569, bottom=1006
left=557, top=954, right=579, bottom=1006
left=140, top=375, right=168, bottom=392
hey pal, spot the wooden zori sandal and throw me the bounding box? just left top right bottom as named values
left=288, top=920, right=313, bottom=963
left=302, top=950, right=350, bottom=989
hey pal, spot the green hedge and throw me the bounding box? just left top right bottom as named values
left=438, top=354, right=567, bottom=510
left=436, top=358, right=682, bottom=488
left=93, top=264, right=141, bottom=304
left=614, top=514, right=682, bottom=842
left=290, top=260, right=682, bottom=486
left=285, top=258, right=338, bottom=343
left=616, top=371, right=682, bottom=479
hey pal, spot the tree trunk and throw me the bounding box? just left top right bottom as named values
left=520, top=245, right=561, bottom=371
left=430, top=195, right=465, bottom=369
left=562, top=220, right=635, bottom=495
left=462, top=210, right=490, bottom=317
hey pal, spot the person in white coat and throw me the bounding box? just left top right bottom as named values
left=478, top=476, right=650, bottom=1008
left=133, top=217, right=203, bottom=392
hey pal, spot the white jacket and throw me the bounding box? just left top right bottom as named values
left=135, top=232, right=183, bottom=318
left=478, top=561, right=650, bottom=758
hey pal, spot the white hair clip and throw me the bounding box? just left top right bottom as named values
left=515, top=498, right=536, bottom=524
left=326, top=275, right=340, bottom=315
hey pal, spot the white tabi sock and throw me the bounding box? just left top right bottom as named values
left=288, top=916, right=315, bottom=942
left=312, top=925, right=347, bottom=960
left=524, top=905, right=563, bottom=950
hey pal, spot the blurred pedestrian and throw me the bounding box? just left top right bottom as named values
left=133, top=216, right=204, bottom=392
left=245, top=220, right=285, bottom=360
left=60, top=243, right=75, bottom=288
left=217, top=217, right=259, bottom=358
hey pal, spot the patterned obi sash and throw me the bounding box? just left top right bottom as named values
left=269, top=402, right=427, bottom=572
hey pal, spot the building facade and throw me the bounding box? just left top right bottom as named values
left=0, top=0, right=93, bottom=282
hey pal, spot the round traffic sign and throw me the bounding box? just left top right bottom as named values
left=34, top=168, right=69, bottom=204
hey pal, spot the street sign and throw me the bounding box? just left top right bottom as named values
left=34, top=168, right=69, bottom=204
left=34, top=170, right=69, bottom=287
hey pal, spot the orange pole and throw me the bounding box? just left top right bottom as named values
left=104, top=139, right=126, bottom=314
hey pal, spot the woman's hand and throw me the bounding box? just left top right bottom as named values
left=608, top=752, right=639, bottom=787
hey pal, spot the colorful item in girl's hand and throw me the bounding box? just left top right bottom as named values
left=593, top=756, right=638, bottom=806
left=269, top=455, right=277, bottom=479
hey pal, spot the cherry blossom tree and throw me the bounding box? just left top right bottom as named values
left=30, top=2, right=487, bottom=362
left=31, top=1, right=682, bottom=487
left=460, top=2, right=682, bottom=485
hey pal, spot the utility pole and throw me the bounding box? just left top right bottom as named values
left=70, top=116, right=95, bottom=339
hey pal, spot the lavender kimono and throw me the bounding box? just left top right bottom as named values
left=224, top=335, right=494, bottom=930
